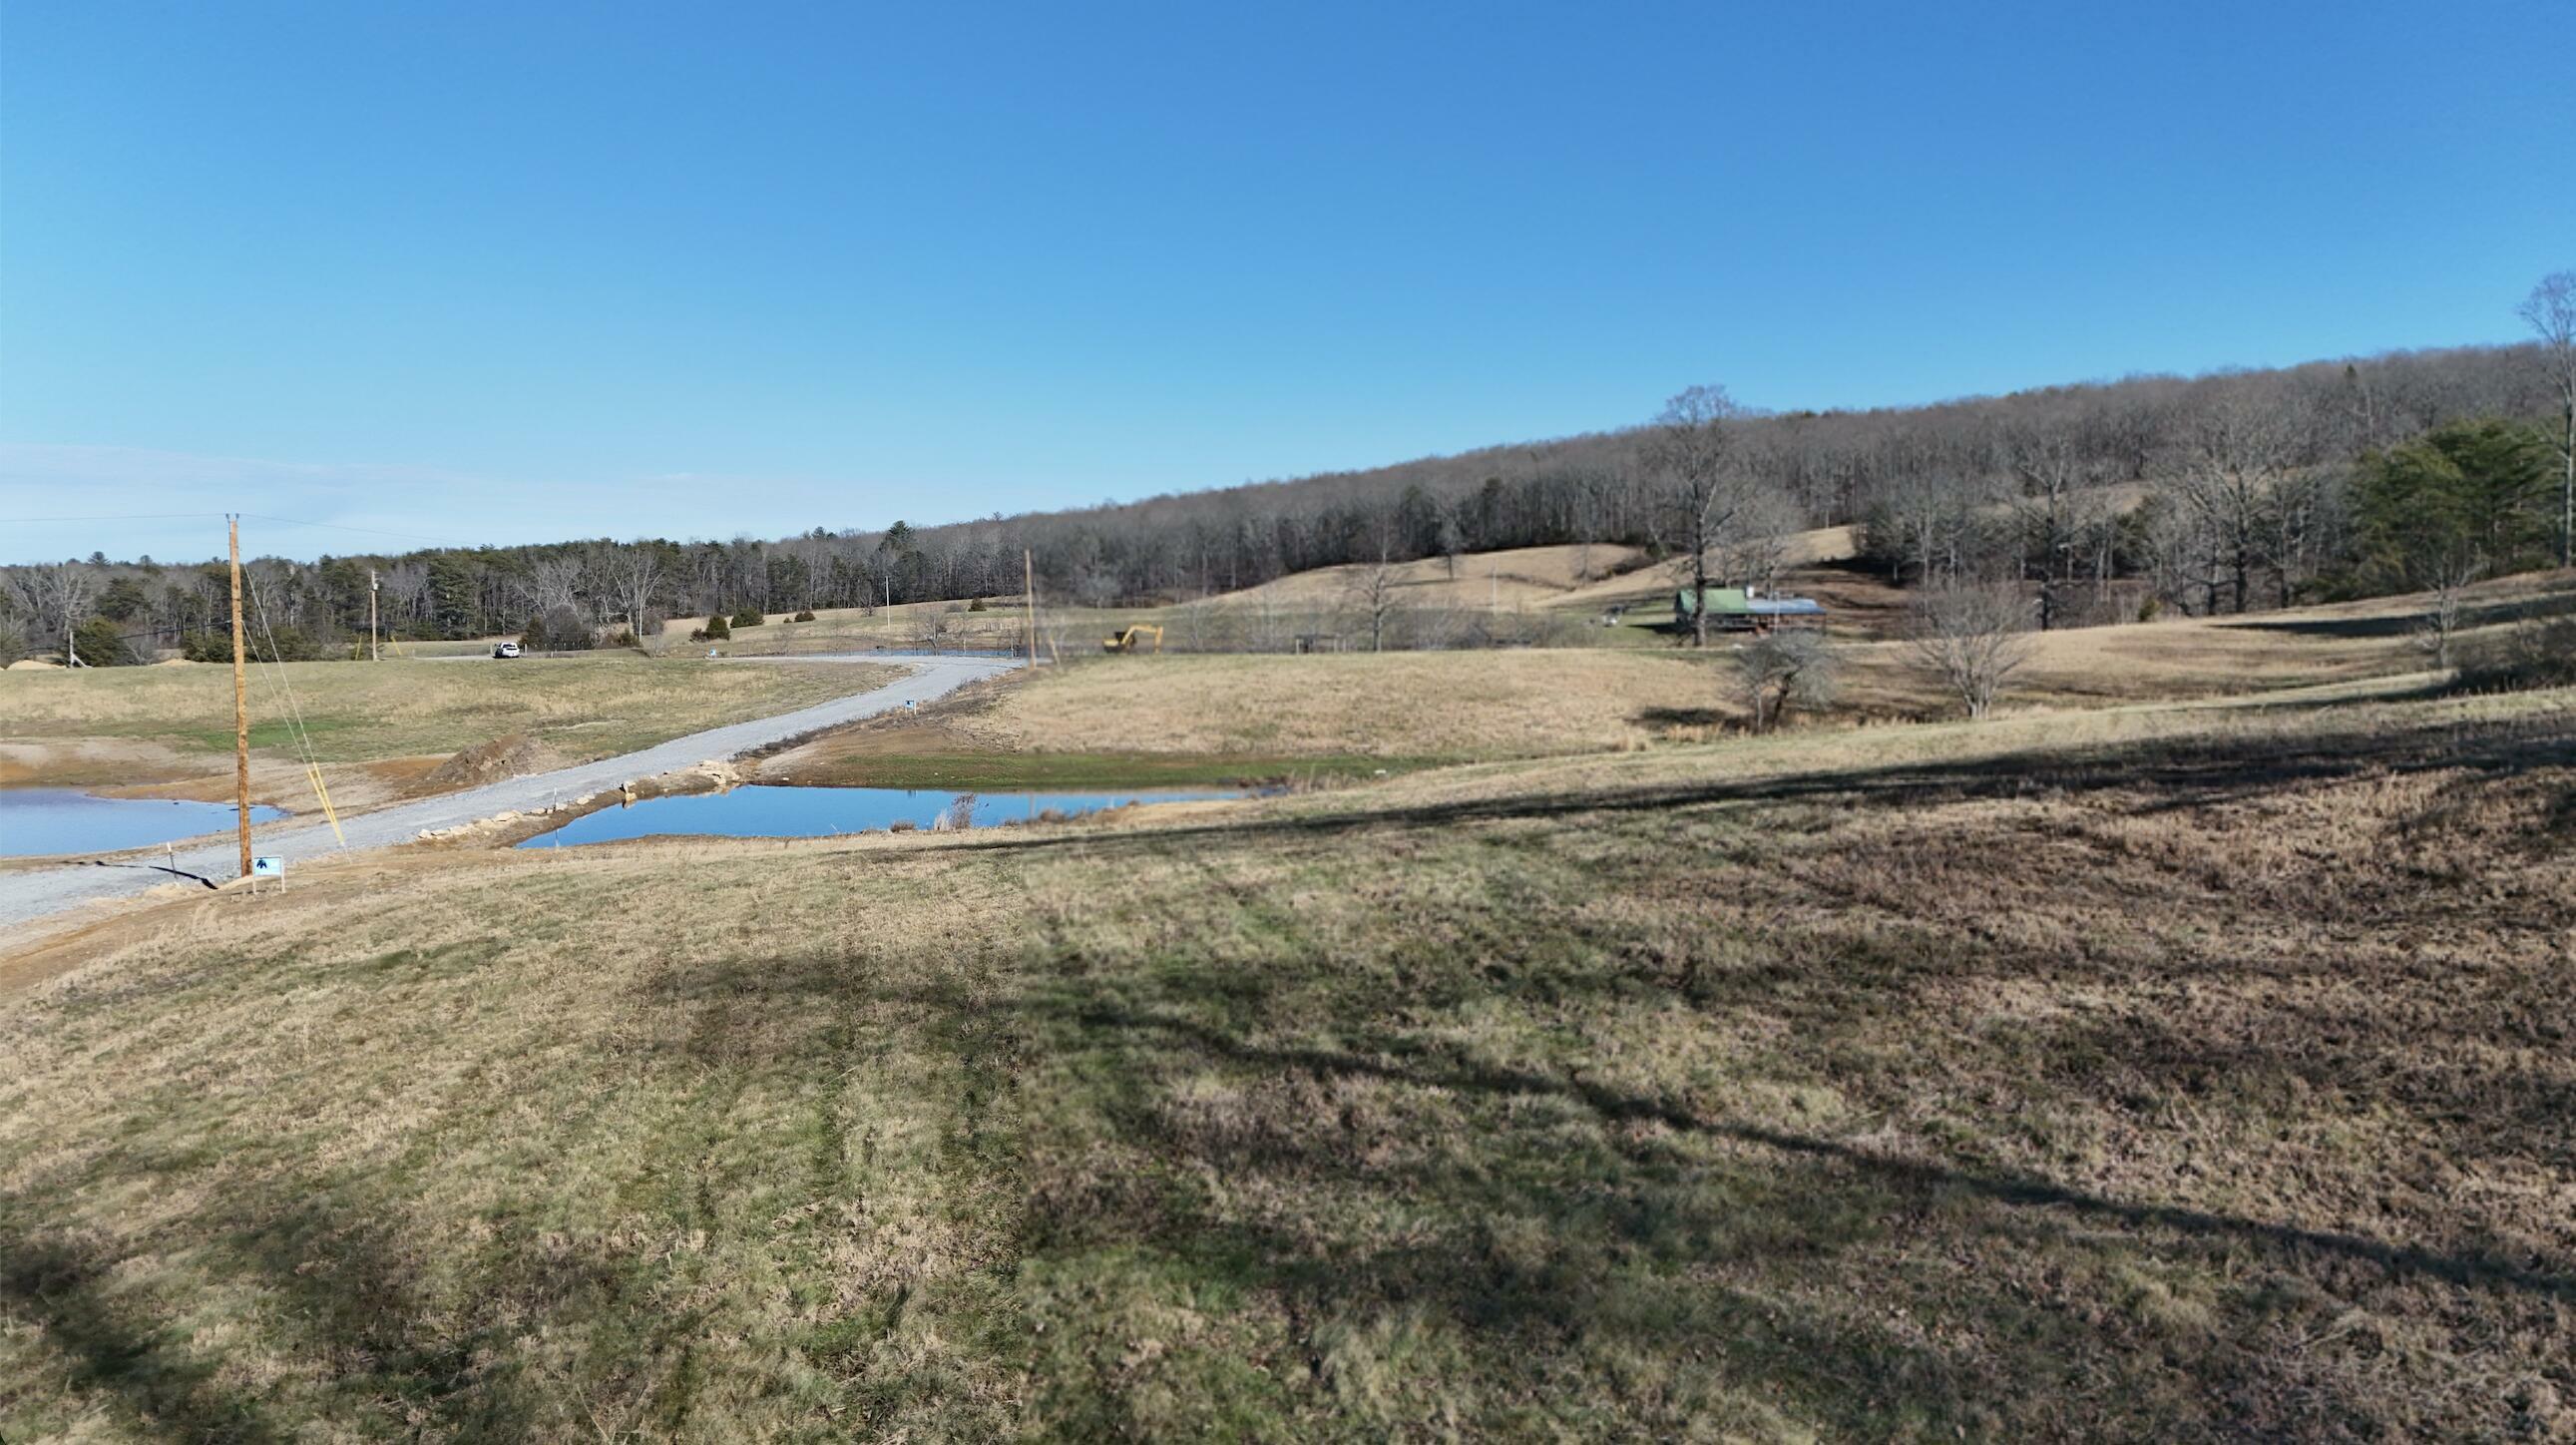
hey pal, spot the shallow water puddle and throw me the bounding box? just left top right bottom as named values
left=517, top=783, right=1238, bottom=847
left=0, top=788, right=289, bottom=857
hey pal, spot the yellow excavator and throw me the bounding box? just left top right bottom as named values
left=1102, top=624, right=1165, bottom=655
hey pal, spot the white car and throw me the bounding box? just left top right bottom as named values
left=492, top=641, right=523, bottom=659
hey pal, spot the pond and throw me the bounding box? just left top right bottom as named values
left=517, top=784, right=1240, bottom=848
left=0, top=788, right=289, bottom=857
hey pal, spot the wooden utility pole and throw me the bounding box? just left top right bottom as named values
left=1023, top=549, right=1038, bottom=670
left=368, top=568, right=381, bottom=662
left=228, top=515, right=253, bottom=879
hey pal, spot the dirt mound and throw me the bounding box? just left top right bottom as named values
left=408, top=731, right=567, bottom=795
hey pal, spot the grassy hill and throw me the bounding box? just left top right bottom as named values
left=4, top=676, right=2570, bottom=1438
left=6, top=569, right=2574, bottom=1438
left=762, top=572, right=2576, bottom=788
left=0, top=658, right=898, bottom=812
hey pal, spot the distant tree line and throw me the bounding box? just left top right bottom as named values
left=6, top=275, right=2569, bottom=663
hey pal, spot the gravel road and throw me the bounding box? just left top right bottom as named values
left=0, top=653, right=1018, bottom=935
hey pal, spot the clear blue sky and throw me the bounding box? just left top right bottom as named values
left=3, top=0, right=2569, bottom=563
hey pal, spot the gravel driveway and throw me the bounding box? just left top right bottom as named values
left=0, top=653, right=1017, bottom=935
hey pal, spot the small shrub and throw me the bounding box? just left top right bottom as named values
left=605, top=628, right=641, bottom=651
left=254, top=627, right=330, bottom=663
left=730, top=608, right=765, bottom=628
left=71, top=616, right=137, bottom=666
left=518, top=607, right=595, bottom=654
left=1733, top=631, right=1838, bottom=732
left=792, top=610, right=816, bottom=623
left=2137, top=596, right=2163, bottom=624
left=0, top=627, right=28, bottom=666
left=695, top=614, right=732, bottom=643
left=968, top=598, right=987, bottom=612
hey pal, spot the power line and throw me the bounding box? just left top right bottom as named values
left=0, top=512, right=231, bottom=523
left=239, top=513, right=481, bottom=549
left=1, top=510, right=481, bottom=550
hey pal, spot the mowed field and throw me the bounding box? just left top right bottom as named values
left=2, top=680, right=2570, bottom=1438
left=767, top=573, right=2576, bottom=788
left=1219, top=542, right=1651, bottom=609
left=0, top=658, right=896, bottom=807
left=645, top=530, right=1864, bottom=661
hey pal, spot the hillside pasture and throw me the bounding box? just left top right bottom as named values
left=0, top=658, right=896, bottom=808
left=769, top=572, right=2576, bottom=789
left=2, top=683, right=2568, bottom=1438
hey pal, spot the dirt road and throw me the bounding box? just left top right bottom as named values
left=0, top=653, right=1017, bottom=937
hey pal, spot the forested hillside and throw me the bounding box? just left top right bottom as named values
left=7, top=326, right=2572, bottom=661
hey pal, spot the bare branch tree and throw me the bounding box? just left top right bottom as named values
left=1345, top=556, right=1403, bottom=652
left=1709, top=486, right=1806, bottom=599
left=1733, top=630, right=1839, bottom=733
left=528, top=556, right=586, bottom=619
left=605, top=549, right=662, bottom=637
left=1908, top=582, right=2035, bottom=720
left=2000, top=422, right=2099, bottom=630
left=2520, top=270, right=2576, bottom=570
left=25, top=563, right=94, bottom=665
left=1646, top=384, right=1761, bottom=648
left=2413, top=553, right=2481, bottom=672
left=2177, top=387, right=2307, bottom=614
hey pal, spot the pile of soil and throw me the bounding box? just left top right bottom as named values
left=407, top=731, right=567, bottom=796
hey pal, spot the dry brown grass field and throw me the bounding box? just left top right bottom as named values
left=653, top=600, right=1037, bottom=656
left=0, top=658, right=895, bottom=809
left=765, top=573, right=2575, bottom=791
left=1219, top=542, right=1652, bottom=610
left=647, top=528, right=1845, bottom=660
left=2, top=679, right=2570, bottom=1439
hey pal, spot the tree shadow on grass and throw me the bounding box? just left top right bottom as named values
left=631, top=936, right=2576, bottom=1435
left=2227, top=589, right=2576, bottom=640
left=0, top=1230, right=285, bottom=1443
left=1039, top=997, right=2576, bottom=1309
left=1630, top=705, right=1730, bottom=729
left=924, top=705, right=2576, bottom=871
left=1, top=1182, right=622, bottom=1440
left=1005, top=983, right=2571, bottom=1433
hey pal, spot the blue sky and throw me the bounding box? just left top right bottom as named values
left=3, top=0, right=2569, bottom=563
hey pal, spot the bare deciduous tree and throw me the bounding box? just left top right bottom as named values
left=22, top=563, right=94, bottom=665
left=2177, top=387, right=2309, bottom=614
left=2001, top=422, right=2098, bottom=630
left=1346, top=555, right=1403, bottom=652
left=604, top=550, right=662, bottom=636
left=528, top=555, right=586, bottom=619
left=1709, top=486, right=1805, bottom=599
left=2414, top=553, right=2481, bottom=672
left=1646, top=384, right=1766, bottom=648
left=1734, top=630, right=1839, bottom=733
left=1908, top=582, right=2034, bottom=720
left=2521, top=270, right=2576, bottom=569
left=1174, top=596, right=1236, bottom=652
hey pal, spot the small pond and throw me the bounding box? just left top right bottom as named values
left=0, top=788, right=289, bottom=857
left=518, top=784, right=1240, bottom=848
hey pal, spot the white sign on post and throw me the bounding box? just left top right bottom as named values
left=250, top=856, right=284, bottom=878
